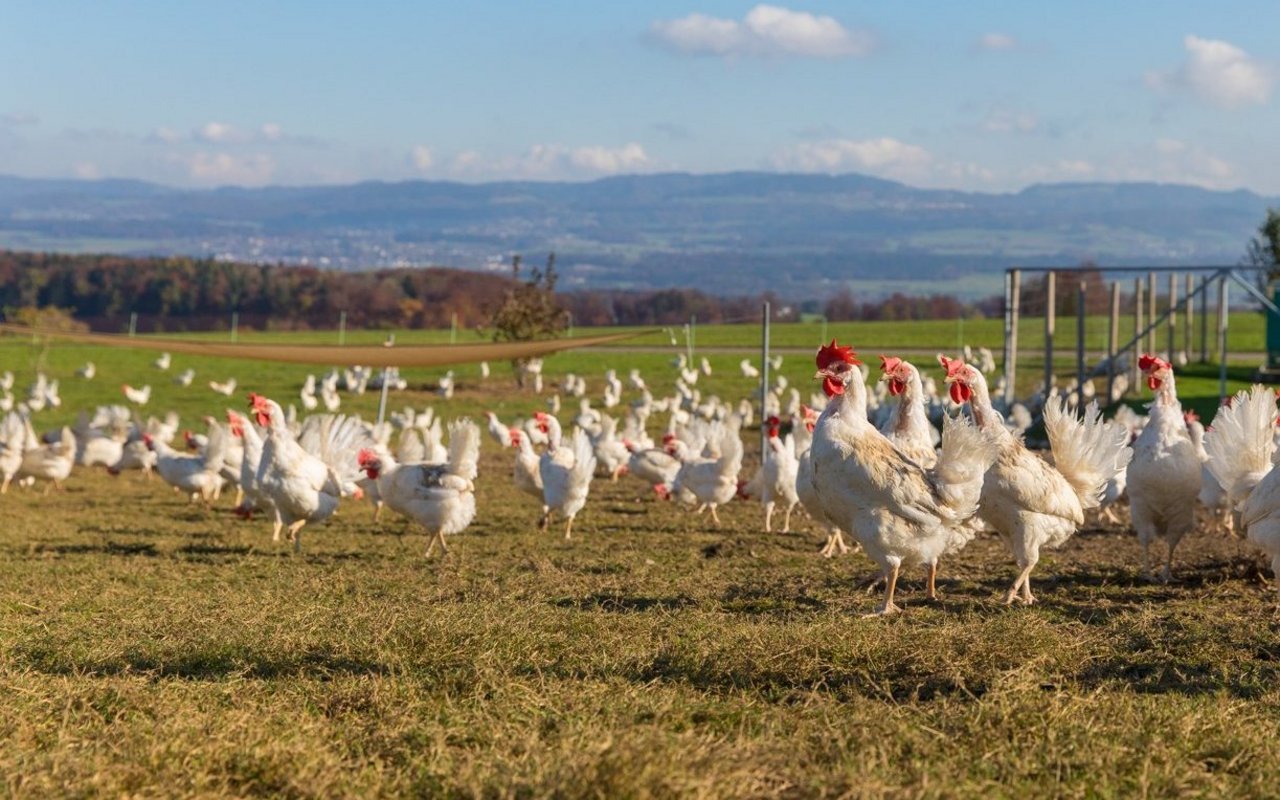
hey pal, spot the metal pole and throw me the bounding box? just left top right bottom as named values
left=1005, top=270, right=1021, bottom=405
left=450, top=312, right=458, bottom=344
left=231, top=311, right=239, bottom=343
left=760, top=302, right=771, bottom=455
left=1044, top=271, right=1055, bottom=399
left=338, top=311, right=347, bottom=346
left=1184, top=273, right=1194, bottom=360
left=1199, top=277, right=1209, bottom=363
left=128, top=312, right=137, bottom=338
left=820, top=315, right=827, bottom=345
left=1147, top=271, right=1157, bottom=354
left=1217, top=277, right=1228, bottom=401
left=377, top=333, right=394, bottom=427
left=690, top=314, right=697, bottom=360
left=1107, top=282, right=1120, bottom=404
left=1132, top=278, right=1144, bottom=385
left=1166, top=273, right=1176, bottom=361
left=1076, top=279, right=1086, bottom=407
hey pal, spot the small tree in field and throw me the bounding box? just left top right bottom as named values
left=1248, top=208, right=1280, bottom=293
left=488, top=253, right=569, bottom=387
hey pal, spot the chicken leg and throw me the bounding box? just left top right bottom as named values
left=425, top=530, right=448, bottom=558
left=864, top=563, right=902, bottom=617
left=926, top=563, right=939, bottom=601
left=287, top=519, right=307, bottom=553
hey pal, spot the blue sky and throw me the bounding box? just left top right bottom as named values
left=2, top=1, right=1278, bottom=192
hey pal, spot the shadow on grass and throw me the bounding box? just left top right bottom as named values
left=12, top=644, right=392, bottom=681
left=552, top=593, right=696, bottom=613
left=27, top=541, right=158, bottom=557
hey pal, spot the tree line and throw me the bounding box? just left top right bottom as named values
left=0, top=250, right=1010, bottom=334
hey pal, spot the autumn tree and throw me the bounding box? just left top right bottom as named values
left=487, top=253, right=569, bottom=387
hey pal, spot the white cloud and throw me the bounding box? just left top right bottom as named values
left=178, top=152, right=276, bottom=186
left=195, top=121, right=239, bottom=143
left=72, top=161, right=101, bottom=179
left=410, top=145, right=434, bottom=171
left=569, top=143, right=649, bottom=173
left=773, top=137, right=932, bottom=174
left=981, top=108, right=1039, bottom=134
left=976, top=32, right=1017, bottom=52
left=651, top=4, right=873, bottom=59
left=151, top=126, right=183, bottom=143
left=259, top=122, right=283, bottom=141
left=1147, top=35, right=1272, bottom=109
left=448, top=143, right=651, bottom=179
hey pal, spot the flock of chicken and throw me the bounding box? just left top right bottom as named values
left=4, top=339, right=1280, bottom=616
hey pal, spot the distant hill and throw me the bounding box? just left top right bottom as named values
left=0, top=172, right=1272, bottom=298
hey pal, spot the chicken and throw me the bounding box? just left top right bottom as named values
left=623, top=439, right=681, bottom=498
left=591, top=415, right=630, bottom=481
left=485, top=411, right=508, bottom=447
left=76, top=362, right=96, bottom=380
left=228, top=410, right=271, bottom=519
left=509, top=428, right=547, bottom=520
left=1204, top=385, right=1278, bottom=535
left=154, top=352, right=171, bottom=370
left=1186, top=410, right=1229, bottom=530
left=740, top=359, right=760, bottom=379
left=877, top=356, right=939, bottom=467
left=793, top=406, right=850, bottom=556
left=251, top=393, right=373, bottom=550
left=18, top=426, right=76, bottom=493
left=943, top=356, right=1132, bottom=603
left=210, top=378, right=238, bottom=397
left=145, top=422, right=226, bottom=504
left=174, top=368, right=196, bottom=387
left=0, top=412, right=26, bottom=493
left=534, top=412, right=596, bottom=539
left=810, top=342, right=996, bottom=614
left=757, top=423, right=800, bottom=533
left=357, top=419, right=480, bottom=557
left=1125, top=354, right=1203, bottom=581
left=665, top=424, right=743, bottom=527
left=107, top=439, right=157, bottom=480
left=122, top=384, right=151, bottom=406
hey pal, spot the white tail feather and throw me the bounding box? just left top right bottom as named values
left=570, top=428, right=597, bottom=483
left=1205, top=385, right=1277, bottom=510
left=446, top=419, right=481, bottom=481
left=1043, top=395, right=1133, bottom=510
left=932, top=412, right=998, bottom=521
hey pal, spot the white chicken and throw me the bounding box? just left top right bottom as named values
left=251, top=393, right=373, bottom=550
left=122, top=384, right=151, bottom=406
left=509, top=428, right=547, bottom=520
left=943, top=356, right=1133, bottom=604
left=18, top=426, right=76, bottom=493
left=145, top=423, right=226, bottom=505
left=0, top=412, right=26, bottom=493
left=1126, top=354, right=1203, bottom=581
left=665, top=425, right=743, bottom=527
left=534, top=412, right=596, bottom=539
left=154, top=352, right=171, bottom=370
left=756, top=422, right=800, bottom=533
left=877, top=356, right=939, bottom=467
left=810, top=342, right=996, bottom=615
left=209, top=378, right=238, bottom=397
left=1210, top=387, right=1280, bottom=605
left=740, top=359, right=760, bottom=379
left=623, top=439, right=682, bottom=498
left=1185, top=410, right=1229, bottom=530
left=174, top=368, right=196, bottom=387
left=356, top=419, right=480, bottom=557
left=228, top=410, right=271, bottom=520
left=76, top=362, right=96, bottom=380
left=1204, top=386, right=1278, bottom=535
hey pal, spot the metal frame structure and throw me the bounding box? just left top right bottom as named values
left=1002, top=266, right=1280, bottom=406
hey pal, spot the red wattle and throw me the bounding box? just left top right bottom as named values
left=822, top=376, right=845, bottom=397
left=889, top=378, right=905, bottom=396
left=1147, top=376, right=1160, bottom=391
left=255, top=411, right=270, bottom=427
left=950, top=382, right=966, bottom=404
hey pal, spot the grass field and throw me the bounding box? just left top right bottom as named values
left=3, top=322, right=1280, bottom=797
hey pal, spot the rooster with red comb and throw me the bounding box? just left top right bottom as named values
left=941, top=353, right=1134, bottom=603
left=1127, top=353, right=1213, bottom=581
left=807, top=339, right=997, bottom=615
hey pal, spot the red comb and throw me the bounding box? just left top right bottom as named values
left=357, top=448, right=377, bottom=467
left=879, top=355, right=903, bottom=374
left=1138, top=354, right=1169, bottom=372
left=938, top=355, right=966, bottom=379
left=1184, top=409, right=1200, bottom=423
left=816, top=339, right=860, bottom=370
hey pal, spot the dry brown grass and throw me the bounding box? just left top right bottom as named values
left=3, top=443, right=1280, bottom=798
